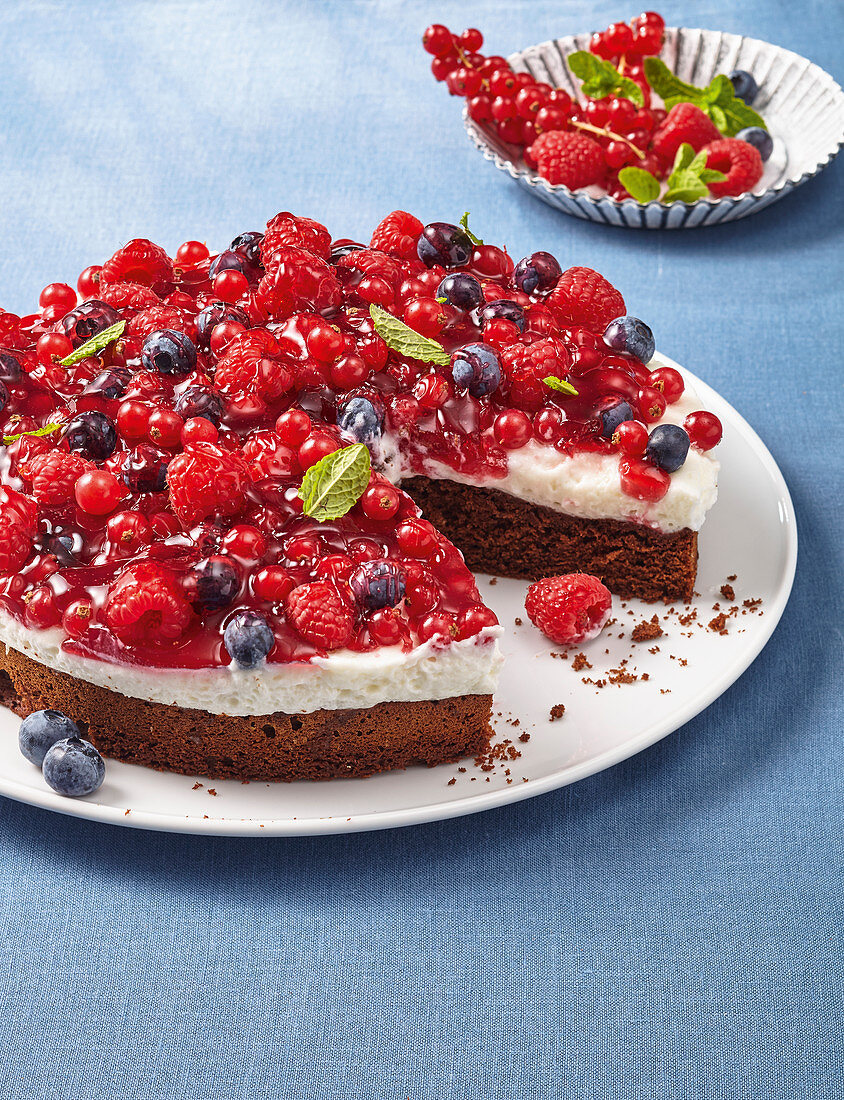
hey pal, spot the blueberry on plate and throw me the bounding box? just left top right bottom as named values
left=337, top=395, right=384, bottom=442
left=728, top=69, right=759, bottom=104
left=19, top=709, right=80, bottom=767
left=42, top=737, right=105, bottom=798
left=62, top=410, right=118, bottom=461
left=603, top=316, right=656, bottom=363
left=224, top=611, right=275, bottom=669
left=437, top=272, right=483, bottom=311
left=451, top=343, right=502, bottom=397
left=512, top=251, right=562, bottom=295
left=417, top=222, right=473, bottom=269
left=350, top=560, right=406, bottom=611
left=645, top=423, right=690, bottom=472
left=737, top=126, right=773, bottom=163
left=598, top=399, right=635, bottom=439
left=141, top=329, right=197, bottom=376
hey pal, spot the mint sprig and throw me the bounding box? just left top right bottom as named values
left=298, top=443, right=371, bottom=522
left=58, top=320, right=126, bottom=367
left=567, top=51, right=644, bottom=107
left=662, top=143, right=726, bottom=203
left=2, top=422, right=62, bottom=445
left=369, top=304, right=450, bottom=367
left=617, top=166, right=661, bottom=203
left=459, top=211, right=484, bottom=246
left=543, top=376, right=579, bottom=397
left=643, top=58, right=766, bottom=136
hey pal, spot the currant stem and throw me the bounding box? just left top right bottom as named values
left=571, top=120, right=646, bottom=159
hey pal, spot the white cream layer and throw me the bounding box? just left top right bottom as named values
left=388, top=365, right=719, bottom=534
left=0, top=610, right=502, bottom=717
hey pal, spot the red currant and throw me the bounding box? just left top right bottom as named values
left=117, top=400, right=152, bottom=440
left=63, top=598, right=94, bottom=638
left=491, top=95, right=517, bottom=122
left=253, top=566, right=294, bottom=603
left=649, top=366, right=684, bottom=403
left=396, top=518, right=437, bottom=559
left=222, top=524, right=268, bottom=562
left=638, top=386, right=667, bottom=422
left=330, top=354, right=369, bottom=390
left=403, top=297, right=446, bottom=338
left=181, top=417, right=219, bottom=446
left=456, top=604, right=499, bottom=640
left=39, top=283, right=77, bottom=314
left=483, top=318, right=521, bottom=349
left=298, top=432, right=340, bottom=470
left=468, top=94, right=493, bottom=122
left=458, top=27, right=483, bottom=51
left=612, top=419, right=649, bottom=456
left=494, top=409, right=532, bottom=449
left=175, top=240, right=209, bottom=266
left=36, top=331, right=73, bottom=367
left=314, top=554, right=355, bottom=581
left=489, top=70, right=518, bottom=96
left=368, top=607, right=405, bottom=646
left=356, top=275, right=395, bottom=309
left=213, top=270, right=249, bottom=304
left=106, top=511, right=152, bottom=553
left=533, top=406, right=565, bottom=444
left=77, top=266, right=102, bottom=299
left=75, top=469, right=125, bottom=515
left=275, top=408, right=312, bottom=447
left=534, top=106, right=570, bottom=133
left=619, top=457, right=670, bottom=502
left=209, top=321, right=246, bottom=358
left=413, top=373, right=451, bottom=409
left=147, top=408, right=184, bottom=449
left=417, top=612, right=457, bottom=643
left=360, top=481, right=401, bottom=521
left=422, top=23, right=454, bottom=57
left=684, top=411, right=723, bottom=451
left=604, top=21, right=634, bottom=54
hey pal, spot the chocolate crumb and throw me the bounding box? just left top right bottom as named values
left=207, top=788, right=217, bottom=796
left=743, top=597, right=762, bottom=610
left=489, top=577, right=497, bottom=586
left=708, top=612, right=729, bottom=634
left=572, top=652, right=592, bottom=671
left=549, top=704, right=566, bottom=722
left=458, top=767, right=466, bottom=773
left=518, top=732, right=530, bottom=743
left=447, top=777, right=456, bottom=786
left=632, top=615, right=663, bottom=643
left=648, top=645, right=660, bottom=654
left=192, top=782, right=203, bottom=790
left=514, top=617, right=522, bottom=626
left=720, top=584, right=735, bottom=602
left=727, top=574, right=737, bottom=582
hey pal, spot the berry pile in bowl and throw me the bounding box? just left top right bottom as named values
left=424, top=15, right=844, bottom=228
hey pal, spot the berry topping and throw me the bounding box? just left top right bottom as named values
left=645, top=423, right=690, bottom=472
left=166, top=443, right=248, bottom=526
left=437, top=272, right=483, bottom=311
left=183, top=556, right=241, bottom=612
left=105, top=563, right=193, bottom=644
left=62, top=411, right=118, bottom=461
left=547, top=267, right=625, bottom=331
left=525, top=573, right=612, bottom=645
left=286, top=581, right=355, bottom=650
left=370, top=210, right=424, bottom=260
left=512, top=251, right=562, bottom=295
left=42, top=736, right=105, bottom=798
left=19, top=710, right=80, bottom=767
left=480, top=299, right=525, bottom=332
left=451, top=343, right=502, bottom=397
left=141, top=329, right=197, bottom=375
left=598, top=398, right=635, bottom=438
left=417, top=221, right=473, bottom=269
left=526, top=131, right=605, bottom=189
left=349, top=560, right=406, bottom=611
left=28, top=450, right=92, bottom=507
left=0, top=486, right=37, bottom=574
left=223, top=610, right=275, bottom=669
left=603, top=316, right=655, bottom=363
left=60, top=300, right=123, bottom=347
left=701, top=138, right=764, bottom=197
left=619, top=456, right=670, bottom=501
left=337, top=395, right=384, bottom=442
left=101, top=238, right=174, bottom=296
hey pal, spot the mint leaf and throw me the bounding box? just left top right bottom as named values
left=643, top=58, right=703, bottom=103
left=720, top=97, right=767, bottom=137
left=459, top=211, right=484, bottom=246
left=699, top=169, right=727, bottom=184
left=369, top=304, right=450, bottom=367
left=673, top=143, right=696, bottom=172
left=663, top=176, right=710, bottom=204
left=662, top=143, right=726, bottom=203
left=1, top=422, right=62, bottom=445
left=568, top=51, right=644, bottom=106
left=298, top=443, right=371, bottom=522
left=58, top=320, right=125, bottom=367
left=645, top=57, right=767, bottom=137
left=543, top=376, right=579, bottom=397
left=618, top=166, right=661, bottom=203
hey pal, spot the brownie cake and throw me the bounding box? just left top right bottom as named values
left=0, top=208, right=721, bottom=781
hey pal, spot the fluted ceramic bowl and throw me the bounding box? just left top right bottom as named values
left=463, top=26, right=844, bottom=228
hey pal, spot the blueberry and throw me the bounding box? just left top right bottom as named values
left=337, top=395, right=383, bottom=442
left=350, top=560, right=406, bottom=612
left=223, top=611, right=274, bottom=669
left=645, top=423, right=690, bottom=472
left=451, top=343, right=502, bottom=397
left=329, top=242, right=366, bottom=263
left=0, top=378, right=7, bottom=415
left=437, top=273, right=483, bottom=311
left=598, top=399, right=635, bottom=439
left=737, top=126, right=773, bottom=162
left=81, top=368, right=132, bottom=403
left=36, top=530, right=82, bottom=566
left=62, top=410, right=117, bottom=460
left=195, top=303, right=249, bottom=349
left=208, top=249, right=247, bottom=279
left=174, top=385, right=225, bottom=426
left=603, top=316, right=655, bottom=363
left=728, top=69, right=758, bottom=104
left=19, top=709, right=80, bottom=767
left=121, top=444, right=170, bottom=494
left=417, top=222, right=473, bottom=269
left=60, top=300, right=122, bottom=346
left=480, top=299, right=526, bottom=332
left=142, top=329, right=197, bottom=376
left=42, top=737, right=105, bottom=798
left=184, top=556, right=241, bottom=612
left=0, top=352, right=22, bottom=386
left=209, top=246, right=261, bottom=285
left=512, top=251, right=562, bottom=295
left=229, top=231, right=264, bottom=267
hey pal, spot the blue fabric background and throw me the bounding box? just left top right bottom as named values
left=0, top=2, right=841, bottom=1097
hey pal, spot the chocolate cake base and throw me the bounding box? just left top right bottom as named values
left=402, top=476, right=697, bottom=601
left=0, top=644, right=493, bottom=782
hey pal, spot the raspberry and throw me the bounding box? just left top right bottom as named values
left=214, top=330, right=294, bottom=404
left=0, top=486, right=37, bottom=574
left=500, top=336, right=571, bottom=412
left=100, top=239, right=175, bottom=297
left=127, top=304, right=197, bottom=344
left=285, top=581, right=355, bottom=650
left=650, top=103, right=721, bottom=164
left=166, top=442, right=249, bottom=525
left=701, top=138, right=764, bottom=197
left=526, top=132, right=605, bottom=189
left=335, top=248, right=404, bottom=287
left=369, top=211, right=424, bottom=260
left=525, top=573, right=612, bottom=645
left=546, top=267, right=626, bottom=331
left=257, top=246, right=342, bottom=318
left=105, top=562, right=193, bottom=643
left=28, top=450, right=92, bottom=507
left=262, top=212, right=332, bottom=264
left=97, top=281, right=161, bottom=315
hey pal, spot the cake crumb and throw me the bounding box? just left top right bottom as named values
left=514, top=617, right=522, bottom=626
left=447, top=777, right=456, bottom=786
left=488, top=577, right=497, bottom=585
left=519, top=732, right=530, bottom=743
left=648, top=645, right=660, bottom=654
left=632, top=615, right=663, bottom=643
left=660, top=688, right=671, bottom=694
left=549, top=704, right=566, bottom=722
left=207, top=788, right=217, bottom=796
left=743, top=597, right=762, bottom=610
left=571, top=652, right=592, bottom=671
left=720, top=584, right=735, bottom=602
left=124, top=809, right=130, bottom=816
left=192, top=782, right=203, bottom=790
left=708, top=612, right=729, bottom=634
left=727, top=574, right=737, bottom=582
left=458, top=767, right=466, bottom=773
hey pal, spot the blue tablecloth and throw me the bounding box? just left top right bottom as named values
left=0, top=2, right=841, bottom=1096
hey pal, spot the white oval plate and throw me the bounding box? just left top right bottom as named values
left=464, top=26, right=844, bottom=228
left=0, top=361, right=796, bottom=835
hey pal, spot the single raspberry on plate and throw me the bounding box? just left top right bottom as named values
left=527, top=131, right=605, bottom=189
left=285, top=580, right=355, bottom=650
left=97, top=281, right=161, bottom=316
left=215, top=330, right=294, bottom=404
left=166, top=442, right=249, bottom=525
left=650, top=103, right=721, bottom=164
left=0, top=486, right=37, bottom=574
left=105, top=562, right=193, bottom=644
left=100, top=239, right=175, bottom=297
left=369, top=211, right=424, bottom=260
left=262, top=211, right=332, bottom=264
left=28, top=450, right=92, bottom=507
left=257, top=246, right=342, bottom=317
left=127, top=304, right=197, bottom=344
left=701, top=138, right=764, bottom=197
left=525, top=573, right=612, bottom=646
left=546, top=267, right=625, bottom=331
left=500, top=336, right=572, bottom=412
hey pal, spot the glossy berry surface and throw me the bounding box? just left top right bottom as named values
left=417, top=222, right=473, bottom=269
left=19, top=710, right=80, bottom=767
left=525, top=573, right=612, bottom=645
left=223, top=611, right=274, bottom=668
left=450, top=343, right=502, bottom=397
left=645, top=423, right=690, bottom=472
left=141, top=329, right=197, bottom=375
left=42, top=737, right=105, bottom=797
left=512, top=252, right=562, bottom=295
